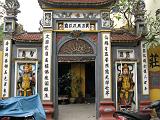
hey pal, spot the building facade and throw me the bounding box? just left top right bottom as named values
left=1, top=0, right=154, bottom=119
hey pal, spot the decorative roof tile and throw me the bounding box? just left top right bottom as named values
left=14, top=31, right=142, bottom=43
left=111, top=29, right=142, bottom=42
left=14, top=32, right=42, bottom=42
left=111, top=33, right=141, bottom=42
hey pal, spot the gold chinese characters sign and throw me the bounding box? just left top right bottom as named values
left=148, top=46, right=160, bottom=72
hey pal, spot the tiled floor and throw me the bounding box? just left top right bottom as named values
left=58, top=104, right=96, bottom=120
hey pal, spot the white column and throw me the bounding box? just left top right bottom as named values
left=2, top=40, right=12, bottom=98
left=42, top=32, right=52, bottom=100
left=141, top=41, right=149, bottom=95
left=102, top=32, right=112, bottom=99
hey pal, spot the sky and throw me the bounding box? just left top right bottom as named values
left=0, top=0, right=43, bottom=32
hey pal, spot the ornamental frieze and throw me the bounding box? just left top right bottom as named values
left=58, top=56, right=95, bottom=62
left=53, top=11, right=100, bottom=19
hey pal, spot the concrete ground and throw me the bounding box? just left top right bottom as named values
left=58, top=104, right=96, bottom=120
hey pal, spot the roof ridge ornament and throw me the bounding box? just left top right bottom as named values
left=69, top=30, right=82, bottom=40
left=4, top=0, right=20, bottom=16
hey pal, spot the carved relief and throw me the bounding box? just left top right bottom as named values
left=101, top=12, right=113, bottom=28
left=43, top=12, right=52, bottom=27
left=69, top=30, right=82, bottom=39
left=56, top=12, right=72, bottom=18
left=101, top=12, right=110, bottom=21
left=59, top=39, right=94, bottom=54
left=83, top=12, right=98, bottom=19
left=4, top=21, right=13, bottom=32
left=54, top=11, right=100, bottom=19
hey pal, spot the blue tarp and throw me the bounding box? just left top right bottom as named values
left=0, top=94, right=46, bottom=120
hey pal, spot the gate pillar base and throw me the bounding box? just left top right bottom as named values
left=99, top=100, right=116, bottom=120
left=43, top=102, right=54, bottom=120
left=140, top=100, right=151, bottom=114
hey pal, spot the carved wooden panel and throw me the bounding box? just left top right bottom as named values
left=58, top=39, right=94, bottom=54
left=56, top=33, right=98, bottom=43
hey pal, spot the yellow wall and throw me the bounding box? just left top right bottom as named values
left=145, top=0, right=160, bottom=101
left=71, top=63, right=85, bottom=97
left=148, top=46, right=160, bottom=101
left=150, top=89, right=160, bottom=101
left=0, top=51, right=3, bottom=98
left=148, top=47, right=160, bottom=72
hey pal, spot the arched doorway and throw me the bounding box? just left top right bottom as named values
left=57, top=38, right=97, bottom=120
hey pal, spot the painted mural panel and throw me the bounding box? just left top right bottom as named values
left=116, top=62, right=138, bottom=111
left=15, top=61, right=38, bottom=96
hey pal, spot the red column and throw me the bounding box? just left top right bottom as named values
left=139, top=100, right=151, bottom=114
left=99, top=100, right=116, bottom=120
left=43, top=102, right=54, bottom=120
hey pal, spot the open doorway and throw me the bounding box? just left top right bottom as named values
left=58, top=62, right=96, bottom=120
left=58, top=62, right=95, bottom=104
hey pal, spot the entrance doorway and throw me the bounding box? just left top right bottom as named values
left=58, top=62, right=95, bottom=104
left=58, top=62, right=96, bottom=120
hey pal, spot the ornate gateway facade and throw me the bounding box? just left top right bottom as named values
left=1, top=0, right=153, bottom=119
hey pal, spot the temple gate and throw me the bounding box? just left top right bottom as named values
left=0, top=0, right=153, bottom=120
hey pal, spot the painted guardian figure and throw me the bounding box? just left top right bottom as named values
left=17, top=63, right=35, bottom=96
left=117, top=64, right=135, bottom=110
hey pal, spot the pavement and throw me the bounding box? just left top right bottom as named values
left=58, top=104, right=96, bottom=120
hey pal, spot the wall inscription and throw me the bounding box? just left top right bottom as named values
left=102, top=33, right=112, bottom=99
left=42, top=32, right=52, bottom=100
left=141, top=41, right=149, bottom=95
left=2, top=40, right=12, bottom=97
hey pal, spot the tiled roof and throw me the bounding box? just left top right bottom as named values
left=14, top=32, right=42, bottom=42
left=38, top=0, right=116, bottom=8
left=111, top=33, right=141, bottom=42
left=14, top=32, right=141, bottom=43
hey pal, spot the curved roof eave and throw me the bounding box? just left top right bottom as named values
left=38, top=0, right=116, bottom=9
